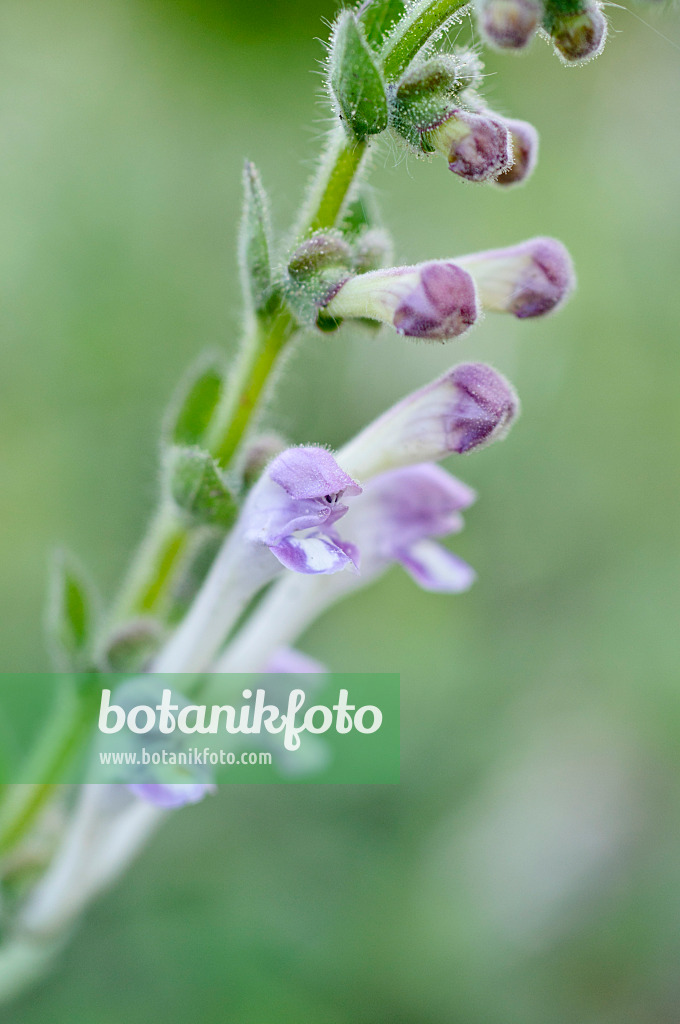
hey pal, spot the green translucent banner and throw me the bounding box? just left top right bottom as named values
left=0, top=673, right=400, bottom=785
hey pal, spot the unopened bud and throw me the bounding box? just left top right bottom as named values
left=340, top=362, right=519, bottom=479
left=545, top=1, right=607, bottom=63
left=287, top=233, right=353, bottom=326
left=101, top=618, right=165, bottom=672
left=324, top=261, right=478, bottom=341
left=495, top=118, right=539, bottom=187
left=457, top=237, right=575, bottom=318
left=478, top=0, right=543, bottom=50
left=426, top=110, right=512, bottom=182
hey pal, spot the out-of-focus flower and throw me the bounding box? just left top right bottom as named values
left=495, top=118, right=539, bottom=187
left=545, top=1, right=607, bottom=63
left=477, top=0, right=544, bottom=50
left=457, top=237, right=575, bottom=318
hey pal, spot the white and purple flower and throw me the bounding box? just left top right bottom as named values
left=457, top=237, right=576, bottom=318
left=324, top=261, right=479, bottom=341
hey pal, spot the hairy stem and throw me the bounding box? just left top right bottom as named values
left=381, top=0, right=470, bottom=79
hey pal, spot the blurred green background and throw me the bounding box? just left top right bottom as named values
left=1, top=0, right=680, bottom=1020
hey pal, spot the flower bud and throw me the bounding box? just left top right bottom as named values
left=425, top=110, right=512, bottom=182
left=545, top=1, right=607, bottom=63
left=287, top=233, right=354, bottom=326
left=456, top=237, right=575, bottom=318
left=339, top=362, right=520, bottom=479
left=324, top=261, right=478, bottom=341
left=477, top=0, right=543, bottom=50
left=100, top=618, right=165, bottom=672
left=495, top=118, right=539, bottom=187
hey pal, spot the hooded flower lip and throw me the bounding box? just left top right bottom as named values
left=457, top=236, right=575, bottom=319
left=245, top=446, right=362, bottom=576
left=324, top=261, right=479, bottom=341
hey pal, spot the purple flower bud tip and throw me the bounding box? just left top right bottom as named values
left=511, top=237, right=575, bottom=318
left=550, top=3, right=607, bottom=63
left=446, top=111, right=513, bottom=183
left=480, top=0, right=542, bottom=50
left=393, top=263, right=478, bottom=341
left=448, top=363, right=520, bottom=452
left=495, top=119, right=539, bottom=187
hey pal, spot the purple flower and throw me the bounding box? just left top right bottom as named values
left=339, top=362, right=519, bottom=479
left=152, top=446, right=362, bottom=674
left=346, top=463, right=477, bottom=591
left=426, top=110, right=513, bottom=183
left=457, top=237, right=575, bottom=318
left=495, top=118, right=539, bottom=187
left=477, top=0, right=542, bottom=50
left=128, top=783, right=214, bottom=810
left=324, top=261, right=478, bottom=341
left=245, top=446, right=362, bottom=575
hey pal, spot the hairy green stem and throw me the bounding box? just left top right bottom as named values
left=381, top=0, right=470, bottom=79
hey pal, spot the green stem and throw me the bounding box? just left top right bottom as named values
left=381, top=0, right=470, bottom=80
left=0, top=681, right=98, bottom=858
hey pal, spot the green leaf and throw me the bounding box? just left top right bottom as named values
left=330, top=12, right=389, bottom=141
left=166, top=356, right=224, bottom=447
left=240, top=161, right=278, bottom=315
left=357, top=0, right=407, bottom=49
left=168, top=445, right=239, bottom=530
left=46, top=551, right=98, bottom=671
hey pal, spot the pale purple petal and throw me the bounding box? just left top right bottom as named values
left=265, top=648, right=328, bottom=674
left=270, top=532, right=359, bottom=575
left=128, top=783, right=214, bottom=809
left=341, top=463, right=476, bottom=581
left=397, top=539, right=477, bottom=592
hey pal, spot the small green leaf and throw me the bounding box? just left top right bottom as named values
left=46, top=551, right=98, bottom=671
left=166, top=356, right=224, bottom=448
left=357, top=0, right=407, bottom=49
left=240, top=161, right=278, bottom=315
left=168, top=446, right=239, bottom=530
left=330, top=12, right=389, bottom=141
